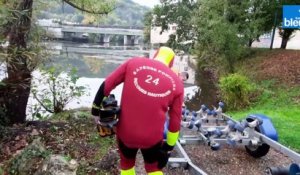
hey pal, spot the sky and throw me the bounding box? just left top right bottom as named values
left=132, top=0, right=160, bottom=8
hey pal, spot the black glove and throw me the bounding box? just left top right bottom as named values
left=157, top=142, right=174, bottom=169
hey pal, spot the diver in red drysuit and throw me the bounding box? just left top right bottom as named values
left=92, top=47, right=184, bottom=175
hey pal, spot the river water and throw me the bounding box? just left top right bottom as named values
left=23, top=42, right=199, bottom=117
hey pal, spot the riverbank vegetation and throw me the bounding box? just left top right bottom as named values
left=187, top=48, right=300, bottom=152
left=149, top=0, right=299, bottom=109
left=150, top=0, right=299, bottom=152
left=228, top=49, right=300, bottom=152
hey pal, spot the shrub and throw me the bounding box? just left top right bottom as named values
left=219, top=73, right=255, bottom=109
left=30, top=66, right=88, bottom=119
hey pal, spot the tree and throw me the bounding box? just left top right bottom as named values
left=225, top=0, right=276, bottom=47
left=143, top=11, right=153, bottom=44
left=279, top=28, right=295, bottom=49
left=192, top=0, right=281, bottom=71
left=152, top=0, right=199, bottom=52
left=38, top=0, right=149, bottom=27
left=190, top=0, right=245, bottom=106
left=0, top=0, right=35, bottom=124
left=0, top=0, right=115, bottom=124
left=193, top=0, right=245, bottom=73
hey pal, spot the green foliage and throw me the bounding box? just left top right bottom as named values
left=152, top=0, right=198, bottom=51
left=143, top=11, right=152, bottom=44
left=229, top=86, right=300, bottom=152
left=193, top=0, right=245, bottom=73
left=189, top=0, right=277, bottom=72
left=145, top=0, right=279, bottom=73
left=0, top=0, right=47, bottom=71
left=228, top=49, right=300, bottom=151
left=35, top=0, right=148, bottom=27
left=30, top=65, right=88, bottom=119
left=225, top=0, right=276, bottom=46
left=231, top=106, right=300, bottom=152
left=219, top=73, right=255, bottom=109
left=56, top=0, right=116, bottom=15
left=88, top=133, right=116, bottom=158
left=0, top=79, right=5, bottom=86
left=63, top=155, right=72, bottom=162
left=0, top=2, right=9, bottom=30
left=255, top=83, right=300, bottom=108
left=0, top=0, right=51, bottom=124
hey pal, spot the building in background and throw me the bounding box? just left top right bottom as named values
left=150, top=24, right=177, bottom=45
left=252, top=29, right=300, bottom=50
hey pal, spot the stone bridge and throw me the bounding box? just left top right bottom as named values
left=40, top=23, right=144, bottom=45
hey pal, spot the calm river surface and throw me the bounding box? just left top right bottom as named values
left=25, top=41, right=199, bottom=116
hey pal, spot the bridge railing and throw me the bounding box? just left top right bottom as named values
left=41, top=22, right=144, bottom=30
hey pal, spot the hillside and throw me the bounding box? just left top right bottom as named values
left=35, top=0, right=150, bottom=27
left=238, top=49, right=300, bottom=86
left=231, top=49, right=300, bottom=151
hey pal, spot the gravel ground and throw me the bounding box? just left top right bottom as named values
left=133, top=129, right=294, bottom=175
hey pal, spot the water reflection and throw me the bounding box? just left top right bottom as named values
left=46, top=42, right=149, bottom=78
left=26, top=42, right=199, bottom=117
left=185, top=69, right=219, bottom=111
left=1, top=41, right=199, bottom=119
left=47, top=53, right=121, bottom=78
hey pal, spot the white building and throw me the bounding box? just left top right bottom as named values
left=150, top=21, right=300, bottom=50
left=252, top=29, right=300, bottom=50
left=150, top=24, right=177, bottom=44
left=150, top=23, right=196, bottom=85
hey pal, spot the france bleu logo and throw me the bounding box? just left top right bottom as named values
left=283, top=5, right=300, bottom=29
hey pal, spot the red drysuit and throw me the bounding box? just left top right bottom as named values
left=103, top=57, right=184, bottom=148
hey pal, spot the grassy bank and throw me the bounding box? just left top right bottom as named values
left=229, top=86, right=300, bottom=152
left=228, top=49, right=300, bottom=152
